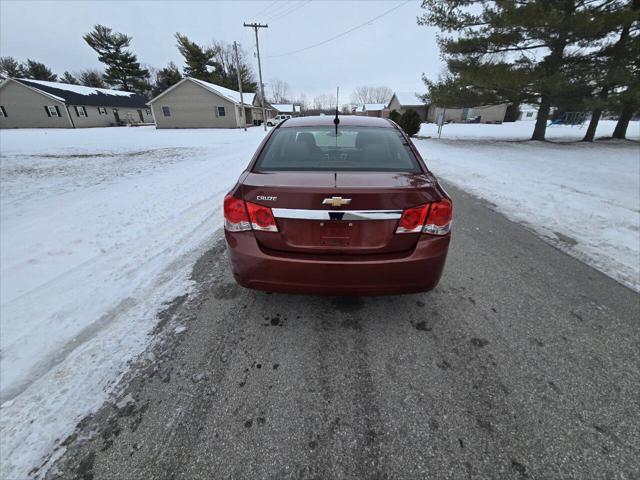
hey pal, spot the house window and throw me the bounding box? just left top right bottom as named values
left=45, top=105, right=61, bottom=117
left=74, top=106, right=87, bottom=117
left=97, top=107, right=108, bottom=115
left=526, top=112, right=534, bottom=118
left=216, top=106, right=226, bottom=117
left=162, top=106, right=171, bottom=117
left=146, top=108, right=151, bottom=115
left=0, top=106, right=7, bottom=117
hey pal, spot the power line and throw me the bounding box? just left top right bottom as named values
left=262, top=1, right=298, bottom=22
left=253, top=0, right=279, bottom=20
left=268, top=0, right=411, bottom=58
left=269, top=0, right=311, bottom=22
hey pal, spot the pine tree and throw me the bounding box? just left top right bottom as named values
left=581, top=0, right=639, bottom=141
left=0, top=56, right=25, bottom=78
left=61, top=71, right=80, bottom=85
left=389, top=109, right=401, bottom=124
left=419, top=0, right=619, bottom=140
left=399, top=109, right=422, bottom=137
left=152, top=62, right=182, bottom=97
left=24, top=59, right=57, bottom=81
left=78, top=69, right=107, bottom=88
left=175, top=34, right=257, bottom=91
left=175, top=33, right=216, bottom=81
left=83, top=25, right=149, bottom=93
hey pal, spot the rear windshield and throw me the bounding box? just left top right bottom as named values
left=253, top=126, right=422, bottom=172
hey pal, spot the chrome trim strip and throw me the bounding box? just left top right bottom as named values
left=271, top=208, right=402, bottom=221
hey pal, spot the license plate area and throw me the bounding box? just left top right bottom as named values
left=318, top=221, right=352, bottom=247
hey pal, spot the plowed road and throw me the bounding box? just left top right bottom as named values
left=48, top=184, right=639, bottom=480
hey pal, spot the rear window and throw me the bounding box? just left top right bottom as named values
left=254, top=126, right=421, bottom=172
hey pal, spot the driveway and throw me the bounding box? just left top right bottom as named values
left=47, top=183, right=640, bottom=480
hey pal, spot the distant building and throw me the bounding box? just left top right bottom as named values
left=518, top=104, right=539, bottom=121
left=355, top=103, right=389, bottom=118
left=0, top=78, right=152, bottom=129
left=387, top=92, right=428, bottom=121
left=148, top=77, right=271, bottom=129
left=427, top=104, right=508, bottom=124
left=271, top=104, right=301, bottom=117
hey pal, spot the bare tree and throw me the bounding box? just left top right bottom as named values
left=292, top=92, right=308, bottom=111
left=269, top=78, right=291, bottom=103
left=350, top=85, right=393, bottom=105
left=312, top=93, right=336, bottom=111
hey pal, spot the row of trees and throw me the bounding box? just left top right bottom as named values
left=1, top=25, right=258, bottom=99
left=419, top=0, right=639, bottom=140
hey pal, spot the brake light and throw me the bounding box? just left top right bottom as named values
left=395, top=199, right=452, bottom=235
left=423, top=198, right=452, bottom=235
left=246, top=201, right=278, bottom=232
left=395, top=204, right=429, bottom=233
left=223, top=195, right=251, bottom=232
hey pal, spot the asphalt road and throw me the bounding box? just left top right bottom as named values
left=47, top=183, right=639, bottom=480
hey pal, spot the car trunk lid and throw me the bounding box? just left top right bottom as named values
left=242, top=171, right=441, bottom=255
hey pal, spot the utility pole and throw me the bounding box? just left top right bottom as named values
left=243, top=22, right=268, bottom=132
left=233, top=41, right=247, bottom=132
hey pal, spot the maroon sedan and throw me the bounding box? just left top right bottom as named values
left=223, top=115, right=452, bottom=295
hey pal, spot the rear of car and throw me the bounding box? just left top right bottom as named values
left=224, top=116, right=452, bottom=295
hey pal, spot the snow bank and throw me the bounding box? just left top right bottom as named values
left=418, top=118, right=640, bottom=141
left=414, top=121, right=640, bottom=291
left=0, top=126, right=267, bottom=478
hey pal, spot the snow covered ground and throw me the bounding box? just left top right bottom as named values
left=414, top=120, right=640, bottom=291
left=0, top=126, right=267, bottom=478
left=0, top=120, right=638, bottom=478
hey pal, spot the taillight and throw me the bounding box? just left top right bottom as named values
left=395, top=199, right=452, bottom=235
left=223, top=195, right=251, bottom=232
left=423, top=198, right=452, bottom=235
left=395, top=204, right=429, bottom=233
left=246, top=201, right=278, bottom=232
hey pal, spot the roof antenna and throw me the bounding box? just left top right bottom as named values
left=333, top=86, right=340, bottom=136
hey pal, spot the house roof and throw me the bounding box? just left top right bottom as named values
left=271, top=104, right=299, bottom=113
left=362, top=103, right=387, bottom=111
left=283, top=115, right=392, bottom=128
left=392, top=92, right=425, bottom=106
left=11, top=78, right=149, bottom=108
left=149, top=77, right=258, bottom=107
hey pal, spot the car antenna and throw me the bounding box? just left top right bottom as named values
left=333, top=86, right=340, bottom=136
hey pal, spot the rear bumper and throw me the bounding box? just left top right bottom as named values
left=225, top=231, right=450, bottom=295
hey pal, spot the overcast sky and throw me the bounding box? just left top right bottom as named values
left=0, top=0, right=442, bottom=100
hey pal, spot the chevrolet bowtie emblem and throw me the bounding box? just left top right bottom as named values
left=322, top=196, right=352, bottom=207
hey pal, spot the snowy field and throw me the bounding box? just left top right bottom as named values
left=0, top=126, right=267, bottom=478
left=1, top=120, right=639, bottom=478
left=415, top=120, right=640, bottom=291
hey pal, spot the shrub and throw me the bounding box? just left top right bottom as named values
left=389, top=109, right=401, bottom=124
left=399, top=109, right=421, bottom=137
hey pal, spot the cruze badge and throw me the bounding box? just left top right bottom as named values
left=322, top=197, right=352, bottom=207
left=257, top=195, right=277, bottom=201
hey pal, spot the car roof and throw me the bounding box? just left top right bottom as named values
left=281, top=115, right=393, bottom=128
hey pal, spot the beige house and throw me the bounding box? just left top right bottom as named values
left=271, top=104, right=301, bottom=116
left=148, top=77, right=269, bottom=129
left=355, top=103, right=389, bottom=118
left=387, top=92, right=428, bottom=122
left=0, top=78, right=152, bottom=128
left=427, top=104, right=508, bottom=124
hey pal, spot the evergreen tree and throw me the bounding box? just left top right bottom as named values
left=0, top=56, right=25, bottom=78
left=78, top=69, right=107, bottom=88
left=175, top=33, right=216, bottom=81
left=61, top=71, right=80, bottom=85
left=399, top=109, right=421, bottom=137
left=389, top=109, right=401, bottom=124
left=152, top=62, right=183, bottom=97
left=24, top=59, right=57, bottom=81
left=419, top=0, right=620, bottom=140
left=83, top=25, right=149, bottom=93
left=175, top=34, right=257, bottom=91
left=581, top=0, right=639, bottom=141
